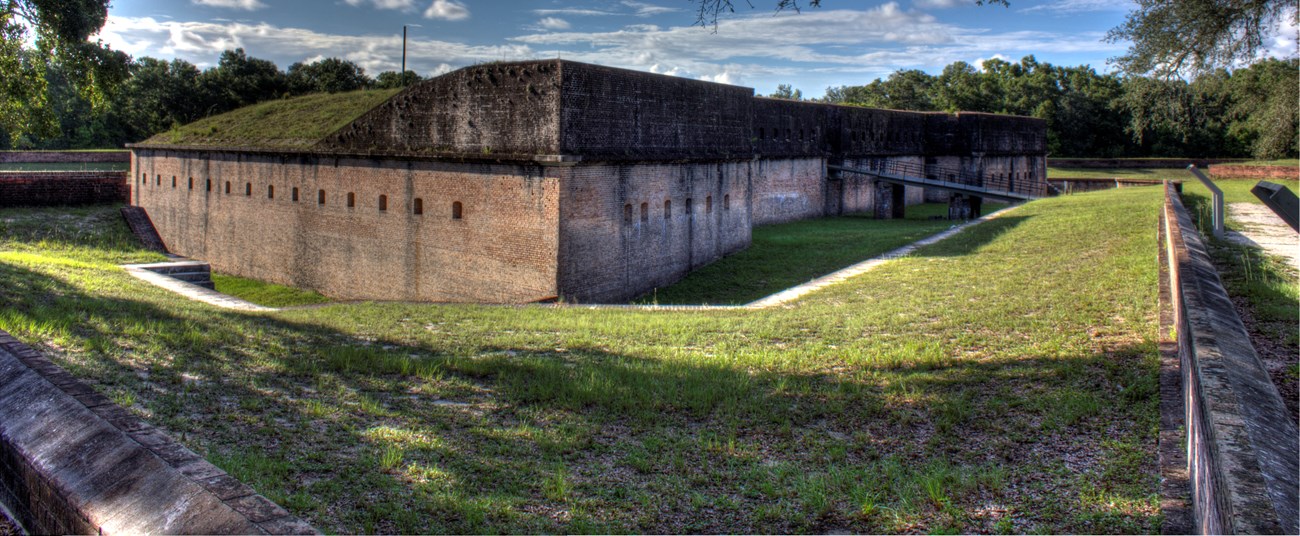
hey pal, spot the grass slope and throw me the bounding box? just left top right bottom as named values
left=211, top=273, right=330, bottom=308
left=0, top=190, right=1163, bottom=534
left=145, top=89, right=400, bottom=149
left=634, top=204, right=958, bottom=304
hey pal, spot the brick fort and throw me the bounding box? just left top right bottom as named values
left=129, top=60, right=1047, bottom=303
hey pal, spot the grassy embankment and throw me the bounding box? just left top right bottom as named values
left=1051, top=163, right=1298, bottom=414
left=0, top=188, right=1163, bottom=533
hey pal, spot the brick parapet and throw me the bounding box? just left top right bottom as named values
left=1160, top=183, right=1299, bottom=534
left=0, top=171, right=129, bottom=206
left=0, top=330, right=315, bottom=535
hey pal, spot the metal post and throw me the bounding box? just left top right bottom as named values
left=1186, top=165, right=1224, bottom=239
left=401, top=25, right=407, bottom=83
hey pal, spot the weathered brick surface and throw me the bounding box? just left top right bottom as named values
left=1161, top=184, right=1299, bottom=534
left=555, top=161, right=752, bottom=303
left=323, top=61, right=561, bottom=158
left=135, top=150, right=559, bottom=303
left=0, top=330, right=315, bottom=535
left=0, top=171, right=129, bottom=206
left=1207, top=165, right=1297, bottom=179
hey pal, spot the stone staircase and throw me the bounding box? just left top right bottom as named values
left=135, top=260, right=215, bottom=289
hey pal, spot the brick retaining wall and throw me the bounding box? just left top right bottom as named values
left=0, top=151, right=129, bottom=164
left=1159, top=183, right=1299, bottom=533
left=0, top=171, right=129, bottom=206
left=1049, top=158, right=1246, bottom=169
left=1206, top=165, right=1297, bottom=179
left=0, top=330, right=314, bottom=534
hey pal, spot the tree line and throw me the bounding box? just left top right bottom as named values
left=0, top=48, right=422, bottom=150
left=4, top=48, right=1297, bottom=160
left=805, top=56, right=1297, bottom=159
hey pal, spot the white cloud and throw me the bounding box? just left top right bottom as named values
left=913, top=0, right=966, bottom=8
left=344, top=0, right=417, bottom=10
left=1020, top=0, right=1134, bottom=14
left=537, top=17, right=571, bottom=31
left=191, top=0, right=266, bottom=11
left=533, top=8, right=617, bottom=17
left=424, top=0, right=470, bottom=20
left=96, top=16, right=526, bottom=74
left=621, top=1, right=678, bottom=17
left=1259, top=9, right=1299, bottom=60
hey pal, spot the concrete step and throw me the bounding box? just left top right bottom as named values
left=168, top=271, right=212, bottom=284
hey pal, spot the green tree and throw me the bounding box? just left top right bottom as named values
left=200, top=48, right=288, bottom=111
left=0, top=0, right=129, bottom=145
left=374, top=70, right=423, bottom=89
left=287, top=57, right=371, bottom=95
left=1226, top=58, right=1299, bottom=158
left=825, top=69, right=935, bottom=110
left=768, top=84, right=803, bottom=100
left=1107, top=0, right=1297, bottom=77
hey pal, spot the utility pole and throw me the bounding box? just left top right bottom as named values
left=401, top=25, right=408, bottom=85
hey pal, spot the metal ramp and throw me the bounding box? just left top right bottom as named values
left=828, top=160, right=1041, bottom=203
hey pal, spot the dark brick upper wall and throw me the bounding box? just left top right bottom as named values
left=0, top=171, right=128, bottom=206
left=558, top=62, right=754, bottom=159
left=319, top=59, right=1045, bottom=162
left=321, top=60, right=563, bottom=158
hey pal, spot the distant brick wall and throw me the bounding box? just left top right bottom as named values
left=134, top=149, right=560, bottom=303
left=0, top=171, right=128, bottom=206
left=1206, top=165, right=1296, bottom=179
left=1050, top=158, right=1246, bottom=169
left=1160, top=183, right=1299, bottom=534
left=0, top=151, right=129, bottom=164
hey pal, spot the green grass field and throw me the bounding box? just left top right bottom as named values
left=0, top=190, right=1164, bottom=533
left=211, top=273, right=330, bottom=308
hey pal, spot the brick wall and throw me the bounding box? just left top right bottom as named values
left=555, top=161, right=752, bottom=303
left=1207, top=165, right=1297, bottom=179
left=1160, top=184, right=1299, bottom=534
left=323, top=60, right=563, bottom=158
left=560, top=63, right=755, bottom=160
left=0, top=172, right=129, bottom=206
left=134, top=149, right=559, bottom=303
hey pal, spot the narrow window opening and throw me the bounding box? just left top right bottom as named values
left=640, top=202, right=648, bottom=223
left=452, top=201, right=463, bottom=220
left=413, top=198, right=424, bottom=215
left=346, top=192, right=355, bottom=208
left=267, top=185, right=274, bottom=199
left=318, top=189, right=326, bottom=205
left=757, top=127, right=764, bottom=140
left=292, top=187, right=299, bottom=201
left=706, top=195, right=713, bottom=214
left=225, top=181, right=231, bottom=194
left=664, top=199, right=671, bottom=219
left=188, top=177, right=193, bottom=190
left=245, top=182, right=252, bottom=196
left=171, top=176, right=176, bottom=188
left=724, top=194, right=730, bottom=210
left=685, top=198, right=693, bottom=216
left=623, top=203, right=632, bottom=224
left=156, top=175, right=160, bottom=186
left=378, top=194, right=388, bottom=212
left=206, top=179, right=211, bottom=192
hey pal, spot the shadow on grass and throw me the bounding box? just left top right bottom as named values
left=0, top=257, right=1160, bottom=533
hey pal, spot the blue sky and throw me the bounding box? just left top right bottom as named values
left=97, top=1, right=1297, bottom=97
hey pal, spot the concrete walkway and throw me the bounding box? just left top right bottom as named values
left=123, top=205, right=1019, bottom=313
left=1225, top=202, right=1300, bottom=274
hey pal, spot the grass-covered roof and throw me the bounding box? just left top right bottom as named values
left=142, top=88, right=400, bottom=149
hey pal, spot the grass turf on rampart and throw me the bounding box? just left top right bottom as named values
left=0, top=188, right=1163, bottom=533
